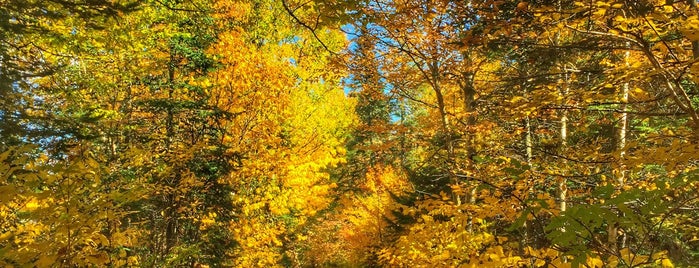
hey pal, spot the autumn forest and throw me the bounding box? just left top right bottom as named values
left=2, top=0, right=699, bottom=267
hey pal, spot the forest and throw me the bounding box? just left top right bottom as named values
left=1, top=0, right=699, bottom=267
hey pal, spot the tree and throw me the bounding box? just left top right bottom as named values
left=3, top=0, right=699, bottom=266
left=0, top=0, right=137, bottom=148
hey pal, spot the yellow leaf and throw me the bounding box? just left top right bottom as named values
left=661, top=258, right=674, bottom=268
left=25, top=199, right=40, bottom=211
left=534, top=259, right=546, bottom=267
left=35, top=255, right=56, bottom=268
left=586, top=256, right=604, bottom=268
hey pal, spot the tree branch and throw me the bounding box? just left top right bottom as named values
left=281, top=0, right=337, bottom=55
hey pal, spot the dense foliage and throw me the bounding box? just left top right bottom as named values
left=2, top=0, right=699, bottom=267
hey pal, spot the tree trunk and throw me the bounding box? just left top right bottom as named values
left=609, top=42, right=631, bottom=250
left=559, top=70, right=568, bottom=216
